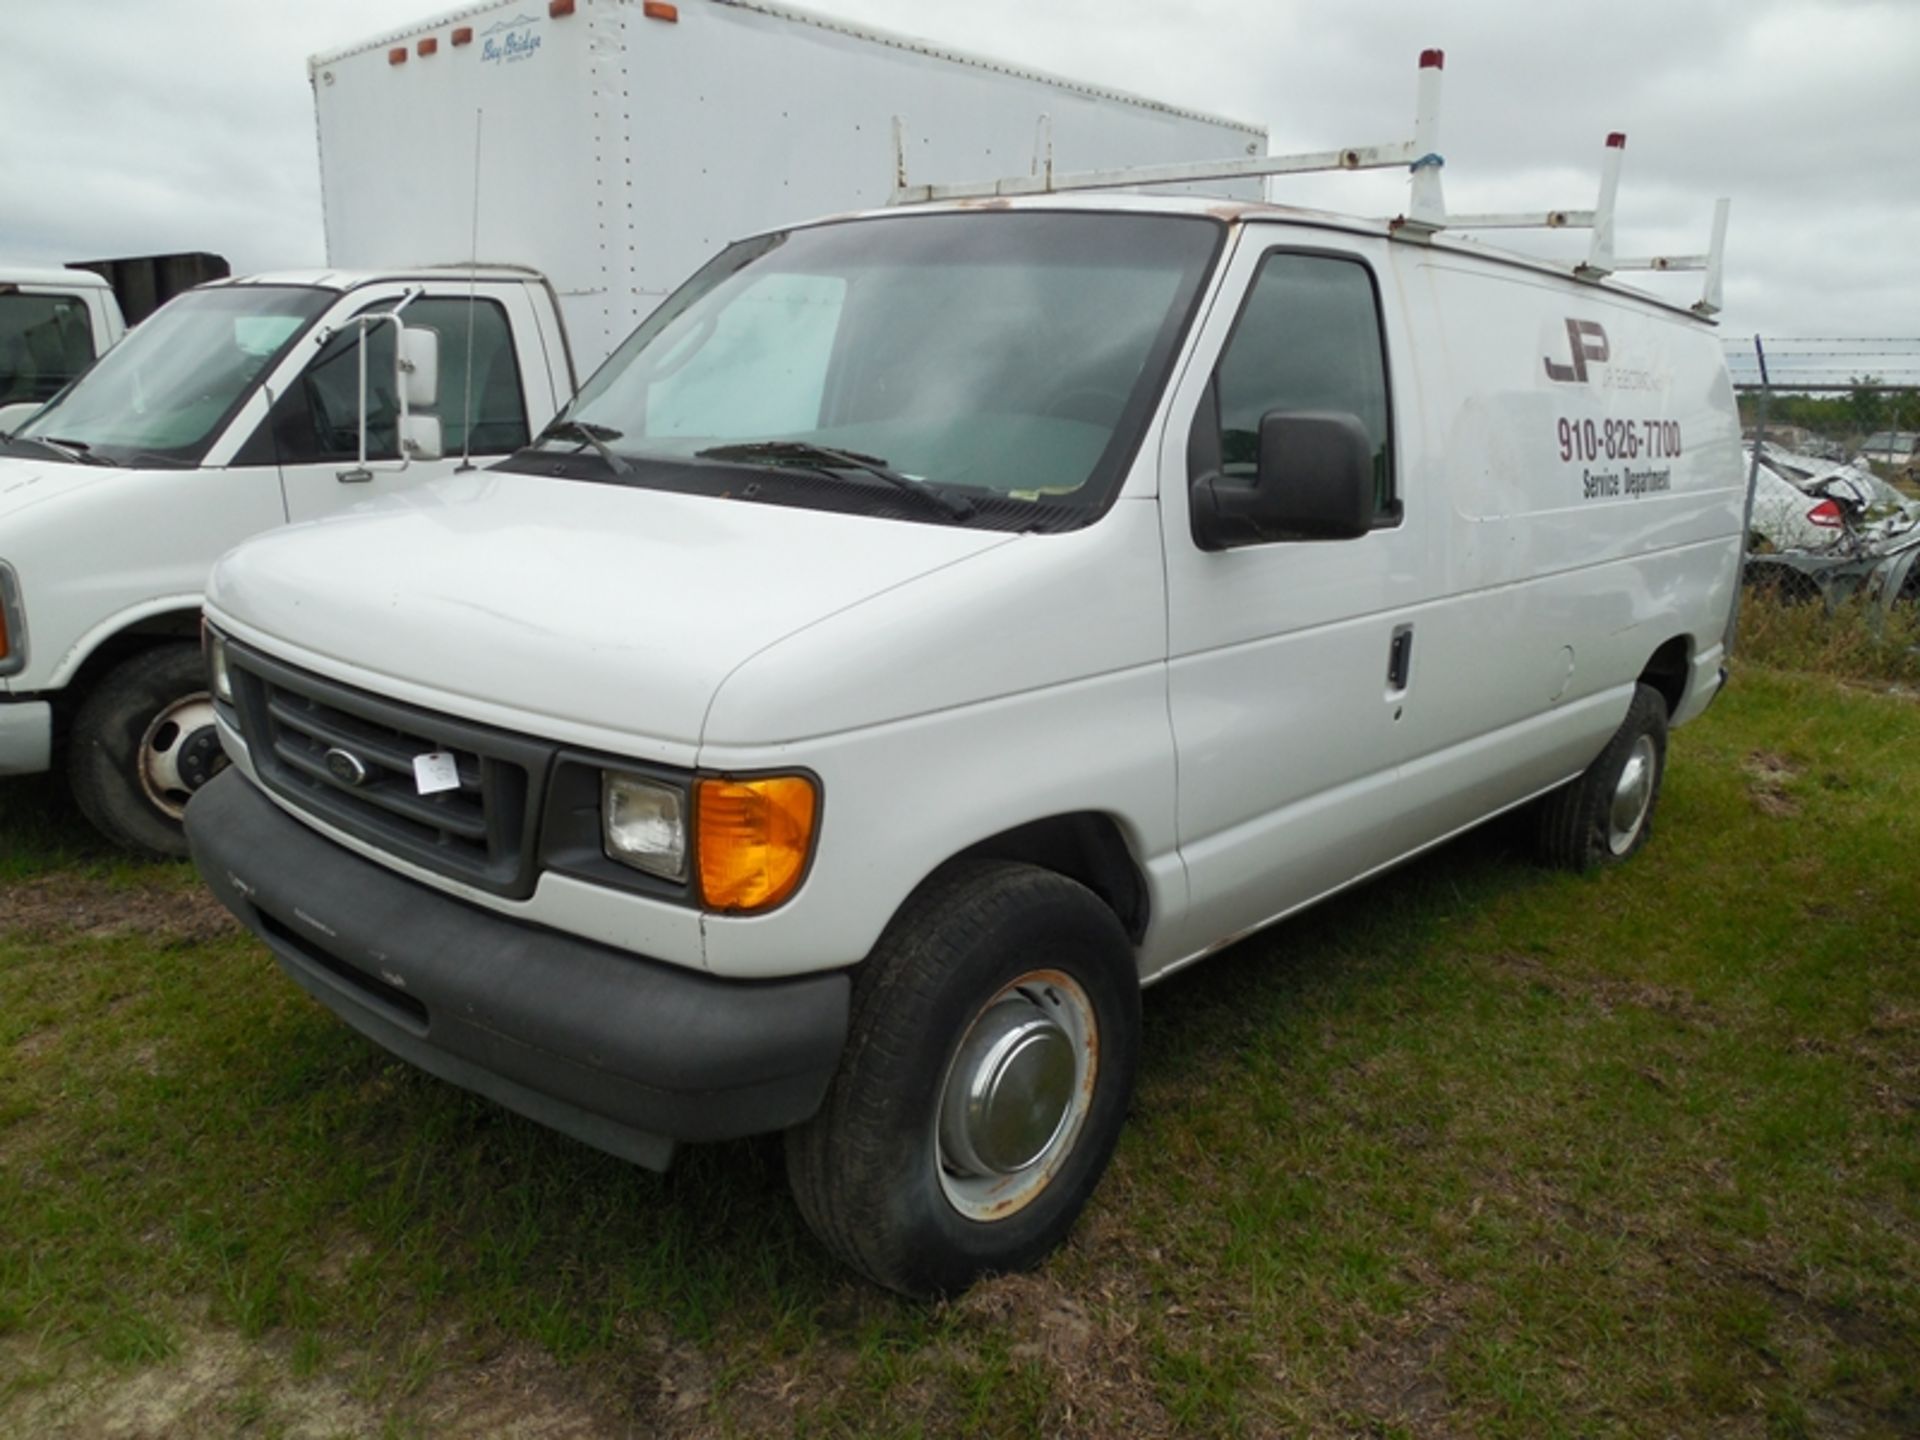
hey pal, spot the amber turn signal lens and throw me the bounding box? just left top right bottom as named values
left=696, top=775, right=817, bottom=912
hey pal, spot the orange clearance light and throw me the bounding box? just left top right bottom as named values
left=696, top=775, right=818, bottom=912
left=417, top=37, right=438, bottom=56
left=451, top=26, right=474, bottom=45
left=549, top=0, right=576, bottom=16
left=0, top=603, right=10, bottom=665
left=387, top=46, right=408, bottom=65
left=643, top=2, right=680, bottom=20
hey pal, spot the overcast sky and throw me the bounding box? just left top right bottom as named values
left=3, top=0, right=1915, bottom=376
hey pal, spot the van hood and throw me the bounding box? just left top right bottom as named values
left=206, top=470, right=1017, bottom=753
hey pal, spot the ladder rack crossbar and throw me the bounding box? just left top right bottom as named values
left=891, top=141, right=1421, bottom=205
left=1446, top=209, right=1595, bottom=231
left=1609, top=255, right=1710, bottom=272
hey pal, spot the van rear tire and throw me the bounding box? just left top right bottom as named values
left=1532, top=681, right=1668, bottom=872
left=785, top=860, right=1140, bottom=1297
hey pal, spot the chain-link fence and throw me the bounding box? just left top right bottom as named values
left=1726, top=338, right=1920, bottom=473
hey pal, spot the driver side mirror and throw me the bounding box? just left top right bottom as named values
left=0, top=402, right=39, bottom=437
left=1191, top=410, right=1375, bottom=551
left=344, top=311, right=440, bottom=481
left=398, top=325, right=440, bottom=410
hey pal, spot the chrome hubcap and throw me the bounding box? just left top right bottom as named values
left=937, top=970, right=1097, bottom=1221
left=137, top=692, right=222, bottom=821
left=1607, top=734, right=1657, bottom=855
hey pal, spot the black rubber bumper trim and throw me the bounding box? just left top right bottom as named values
left=186, top=770, right=849, bottom=1167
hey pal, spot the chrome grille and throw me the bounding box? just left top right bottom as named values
left=226, top=644, right=552, bottom=898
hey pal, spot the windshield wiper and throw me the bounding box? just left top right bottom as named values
left=532, top=419, right=631, bottom=476
left=695, top=441, right=974, bottom=522
left=2, top=433, right=114, bottom=466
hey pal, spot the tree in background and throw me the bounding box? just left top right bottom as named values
left=1849, top=375, right=1886, bottom=436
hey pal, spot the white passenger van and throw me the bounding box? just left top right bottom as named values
left=188, top=56, right=1742, bottom=1294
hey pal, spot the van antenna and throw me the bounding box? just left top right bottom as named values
left=457, top=107, right=483, bottom=473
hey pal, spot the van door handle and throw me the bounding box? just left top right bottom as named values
left=1387, top=624, right=1414, bottom=692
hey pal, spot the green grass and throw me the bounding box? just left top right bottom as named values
left=3, top=663, right=1918, bottom=1436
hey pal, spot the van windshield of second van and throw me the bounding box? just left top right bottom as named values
left=534, top=212, right=1223, bottom=529
left=13, top=287, right=331, bottom=468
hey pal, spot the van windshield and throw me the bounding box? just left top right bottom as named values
left=13, top=286, right=331, bottom=467
left=527, top=212, right=1222, bottom=529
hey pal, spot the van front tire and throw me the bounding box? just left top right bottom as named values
left=1533, top=681, right=1668, bottom=872
left=785, top=860, right=1141, bottom=1297
left=69, top=645, right=227, bottom=860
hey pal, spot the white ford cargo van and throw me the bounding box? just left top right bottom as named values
left=187, top=70, right=1743, bottom=1294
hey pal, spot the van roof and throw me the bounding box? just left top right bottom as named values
left=0, top=264, right=115, bottom=292
left=792, top=192, right=1722, bottom=325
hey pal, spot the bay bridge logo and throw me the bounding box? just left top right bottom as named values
left=479, top=13, right=544, bottom=64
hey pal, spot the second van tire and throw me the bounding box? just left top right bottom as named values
left=1532, top=681, right=1669, bottom=872
left=785, top=860, right=1141, bottom=1297
left=69, top=644, right=227, bottom=860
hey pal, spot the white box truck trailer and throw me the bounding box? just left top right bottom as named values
left=1, top=0, right=1264, bottom=856
left=311, top=0, right=1267, bottom=368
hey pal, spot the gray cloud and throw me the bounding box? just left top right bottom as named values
left=2, top=0, right=1914, bottom=342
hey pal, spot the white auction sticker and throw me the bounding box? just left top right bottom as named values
left=413, top=751, right=461, bottom=795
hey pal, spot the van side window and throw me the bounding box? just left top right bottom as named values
left=244, top=296, right=529, bottom=465
left=0, top=292, right=97, bottom=405
left=1208, top=252, right=1394, bottom=519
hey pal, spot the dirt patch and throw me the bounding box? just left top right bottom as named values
left=1742, top=750, right=1804, bottom=818
left=1339, top=1297, right=1461, bottom=1437
left=414, top=1337, right=635, bottom=1438
left=1488, top=952, right=1719, bottom=1030
left=0, top=873, right=235, bottom=944
left=6, top=1323, right=639, bottom=1439
left=8, top=1326, right=373, bottom=1439
left=1840, top=679, right=1920, bottom=704
left=947, top=1271, right=1175, bottom=1438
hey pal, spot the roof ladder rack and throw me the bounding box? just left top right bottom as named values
left=890, top=50, right=1446, bottom=207
left=890, top=49, right=1730, bottom=315
left=1577, top=133, right=1730, bottom=315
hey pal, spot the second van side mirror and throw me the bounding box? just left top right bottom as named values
left=398, top=325, right=440, bottom=410
left=343, top=310, right=440, bottom=482
left=1191, top=410, right=1375, bottom=550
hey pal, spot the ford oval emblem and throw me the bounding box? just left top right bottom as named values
left=324, top=747, right=371, bottom=787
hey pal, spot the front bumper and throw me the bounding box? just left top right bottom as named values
left=0, top=698, right=52, bottom=776
left=186, top=769, right=850, bottom=1169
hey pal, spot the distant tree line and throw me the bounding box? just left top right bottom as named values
left=1737, top=376, right=1920, bottom=443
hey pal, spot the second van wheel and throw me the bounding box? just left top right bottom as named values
left=784, top=860, right=1141, bottom=1297
left=1532, top=681, right=1669, bottom=872
left=69, top=644, right=228, bottom=860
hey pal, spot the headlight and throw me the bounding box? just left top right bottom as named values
left=202, top=622, right=233, bottom=704
left=602, top=772, right=688, bottom=881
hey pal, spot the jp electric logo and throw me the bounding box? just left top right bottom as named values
left=480, top=13, right=544, bottom=64
left=1543, top=319, right=1609, bottom=383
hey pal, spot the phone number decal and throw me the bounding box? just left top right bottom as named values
left=1557, top=418, right=1682, bottom=463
